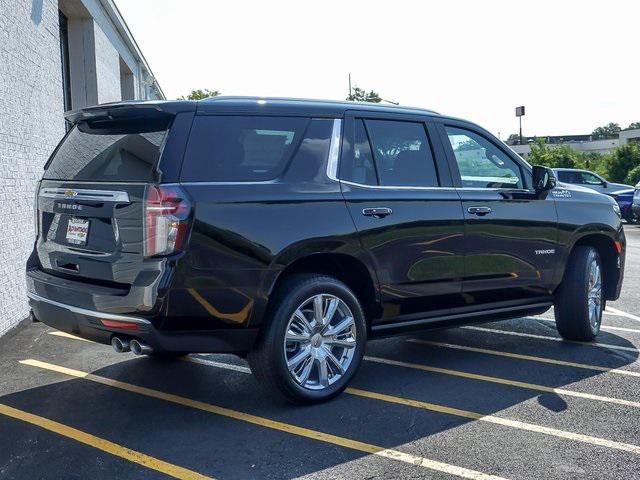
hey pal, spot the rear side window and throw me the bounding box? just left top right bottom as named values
left=181, top=116, right=309, bottom=182
left=340, top=120, right=377, bottom=185
left=45, top=124, right=168, bottom=182
left=366, top=120, right=438, bottom=187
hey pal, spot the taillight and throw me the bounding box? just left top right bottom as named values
left=144, top=185, right=192, bottom=257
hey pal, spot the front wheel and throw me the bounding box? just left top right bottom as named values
left=554, top=246, right=603, bottom=341
left=248, top=274, right=367, bottom=404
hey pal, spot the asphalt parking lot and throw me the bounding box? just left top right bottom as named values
left=1, top=227, right=640, bottom=480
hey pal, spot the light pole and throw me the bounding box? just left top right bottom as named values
left=516, top=106, right=525, bottom=144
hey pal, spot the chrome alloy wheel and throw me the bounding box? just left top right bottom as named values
left=284, top=294, right=357, bottom=390
left=587, top=256, right=603, bottom=328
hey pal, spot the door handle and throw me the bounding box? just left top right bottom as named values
left=362, top=207, right=393, bottom=218
left=467, top=206, right=492, bottom=216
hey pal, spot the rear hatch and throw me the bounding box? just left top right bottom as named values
left=35, top=114, right=179, bottom=287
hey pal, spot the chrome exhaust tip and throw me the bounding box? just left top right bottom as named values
left=130, top=339, right=152, bottom=356
left=111, top=336, right=131, bottom=353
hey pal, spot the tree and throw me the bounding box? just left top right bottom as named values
left=603, top=143, right=640, bottom=183
left=179, top=89, right=220, bottom=100
left=591, top=122, right=621, bottom=140
left=346, top=86, right=382, bottom=103
left=506, top=133, right=521, bottom=145
left=625, top=122, right=640, bottom=131
left=527, top=138, right=579, bottom=169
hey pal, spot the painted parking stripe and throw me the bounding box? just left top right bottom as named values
left=605, top=306, right=640, bottom=323
left=0, top=403, right=212, bottom=480
left=363, top=356, right=640, bottom=409
left=48, top=331, right=93, bottom=342
left=345, top=388, right=640, bottom=455
left=534, top=317, right=640, bottom=334
left=186, top=356, right=640, bottom=455
left=461, top=326, right=639, bottom=353
left=19, top=359, right=507, bottom=480
left=408, top=339, right=640, bottom=377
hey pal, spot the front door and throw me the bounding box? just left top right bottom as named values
left=339, top=113, right=465, bottom=325
left=440, top=123, right=559, bottom=306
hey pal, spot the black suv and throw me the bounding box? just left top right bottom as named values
left=27, top=97, right=626, bottom=403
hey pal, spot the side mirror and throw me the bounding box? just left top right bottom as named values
left=602, top=181, right=608, bottom=188
left=532, top=165, right=556, bottom=192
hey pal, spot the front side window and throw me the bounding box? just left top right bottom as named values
left=366, top=120, right=438, bottom=187
left=181, top=116, right=308, bottom=182
left=446, top=127, right=523, bottom=189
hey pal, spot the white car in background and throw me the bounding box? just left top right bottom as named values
left=553, top=168, right=632, bottom=194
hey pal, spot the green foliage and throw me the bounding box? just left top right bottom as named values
left=625, top=122, right=640, bottom=130
left=604, top=143, right=640, bottom=183
left=624, top=165, right=640, bottom=185
left=527, top=138, right=578, bottom=168
left=179, top=89, right=220, bottom=100
left=346, top=86, right=382, bottom=103
left=591, top=122, right=621, bottom=140
left=506, top=133, right=521, bottom=144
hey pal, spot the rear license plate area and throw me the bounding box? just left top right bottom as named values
left=66, top=217, right=90, bottom=245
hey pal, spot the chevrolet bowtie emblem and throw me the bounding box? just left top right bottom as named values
left=64, top=189, right=77, bottom=197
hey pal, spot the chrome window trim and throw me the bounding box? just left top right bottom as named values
left=27, top=292, right=151, bottom=325
left=340, top=179, right=456, bottom=191
left=40, top=187, right=130, bottom=203
left=177, top=180, right=279, bottom=186
left=326, top=118, right=342, bottom=181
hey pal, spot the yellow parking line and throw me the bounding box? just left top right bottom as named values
left=0, top=403, right=211, bottom=480
left=48, top=331, right=93, bottom=343
left=345, top=388, right=640, bottom=455
left=18, top=359, right=506, bottom=480
left=461, top=326, right=639, bottom=353
left=187, top=356, right=640, bottom=455
left=408, top=339, right=640, bottom=378
left=363, top=356, right=640, bottom=409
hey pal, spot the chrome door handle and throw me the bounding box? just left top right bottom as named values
left=467, top=206, right=492, bottom=216
left=362, top=207, right=393, bottom=218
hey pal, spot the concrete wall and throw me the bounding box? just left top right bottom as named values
left=0, top=0, right=65, bottom=336
left=512, top=139, right=621, bottom=159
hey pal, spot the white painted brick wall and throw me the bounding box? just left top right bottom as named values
left=0, top=0, right=65, bottom=336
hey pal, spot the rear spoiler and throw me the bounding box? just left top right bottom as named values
left=64, top=101, right=197, bottom=126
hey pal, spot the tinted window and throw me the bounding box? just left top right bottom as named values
left=181, top=116, right=308, bottom=182
left=45, top=125, right=167, bottom=181
left=340, top=119, right=377, bottom=185
left=366, top=120, right=438, bottom=187
left=446, top=127, right=523, bottom=189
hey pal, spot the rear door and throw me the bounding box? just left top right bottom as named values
left=340, top=112, right=465, bottom=325
left=438, top=121, right=559, bottom=305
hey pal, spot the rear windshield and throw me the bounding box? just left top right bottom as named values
left=44, top=123, right=168, bottom=182
left=180, top=116, right=309, bottom=182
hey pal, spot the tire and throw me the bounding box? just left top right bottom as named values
left=248, top=273, right=367, bottom=404
left=554, top=246, right=603, bottom=341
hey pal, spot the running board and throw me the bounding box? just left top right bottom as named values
left=371, top=301, right=553, bottom=333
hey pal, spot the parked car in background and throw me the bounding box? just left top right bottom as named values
left=607, top=188, right=636, bottom=223
left=633, top=182, right=640, bottom=221
left=27, top=97, right=626, bottom=403
left=553, top=168, right=632, bottom=194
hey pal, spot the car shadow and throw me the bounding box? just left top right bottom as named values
left=1, top=318, right=639, bottom=480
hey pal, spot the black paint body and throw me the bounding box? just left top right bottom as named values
left=26, top=98, right=626, bottom=353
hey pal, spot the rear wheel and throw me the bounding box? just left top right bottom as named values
left=248, top=274, right=366, bottom=404
left=555, top=246, right=603, bottom=341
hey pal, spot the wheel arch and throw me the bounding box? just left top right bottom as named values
left=263, top=252, right=381, bottom=328
left=563, top=232, right=622, bottom=300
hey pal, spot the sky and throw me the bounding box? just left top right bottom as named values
left=115, top=0, right=639, bottom=140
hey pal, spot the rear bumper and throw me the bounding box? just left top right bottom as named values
left=28, top=292, right=258, bottom=354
